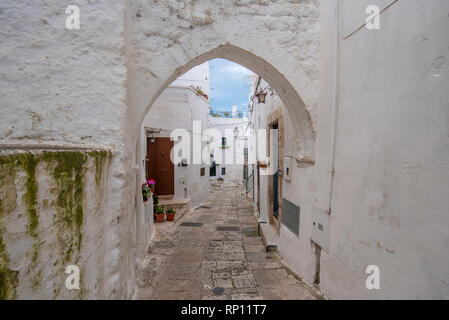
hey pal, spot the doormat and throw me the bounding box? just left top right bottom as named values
left=216, top=226, right=240, bottom=231
left=180, top=222, right=204, bottom=227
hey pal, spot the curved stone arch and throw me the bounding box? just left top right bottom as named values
left=137, top=44, right=315, bottom=160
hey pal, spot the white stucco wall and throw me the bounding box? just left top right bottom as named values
left=249, top=76, right=320, bottom=285
left=318, top=0, right=449, bottom=299
left=251, top=0, right=449, bottom=299
left=143, top=63, right=210, bottom=208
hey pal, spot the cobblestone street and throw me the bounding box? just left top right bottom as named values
left=135, top=183, right=321, bottom=300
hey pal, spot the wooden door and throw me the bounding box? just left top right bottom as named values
left=146, top=137, right=174, bottom=195
left=272, top=123, right=279, bottom=218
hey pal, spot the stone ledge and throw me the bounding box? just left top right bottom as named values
left=259, top=222, right=278, bottom=252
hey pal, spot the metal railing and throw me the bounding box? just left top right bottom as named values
left=245, top=171, right=254, bottom=197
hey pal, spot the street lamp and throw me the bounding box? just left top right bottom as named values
left=233, top=126, right=240, bottom=139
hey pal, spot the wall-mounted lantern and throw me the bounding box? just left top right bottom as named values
left=233, top=126, right=240, bottom=139
left=255, top=90, right=267, bottom=104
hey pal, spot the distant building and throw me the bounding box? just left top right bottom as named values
left=208, top=108, right=249, bottom=184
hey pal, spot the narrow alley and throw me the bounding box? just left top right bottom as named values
left=135, top=183, right=321, bottom=300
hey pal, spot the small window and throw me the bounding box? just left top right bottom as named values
left=222, top=137, right=227, bottom=146
left=244, top=147, right=248, bottom=155
left=222, top=167, right=226, bottom=175
left=243, top=165, right=248, bottom=179
left=200, top=167, right=205, bottom=177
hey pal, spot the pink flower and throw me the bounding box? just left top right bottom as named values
left=147, top=179, right=156, bottom=186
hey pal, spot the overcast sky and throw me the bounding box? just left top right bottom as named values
left=209, top=58, right=252, bottom=115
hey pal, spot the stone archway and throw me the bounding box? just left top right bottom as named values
left=126, top=0, right=320, bottom=298
left=126, top=0, right=319, bottom=161
left=137, top=45, right=315, bottom=160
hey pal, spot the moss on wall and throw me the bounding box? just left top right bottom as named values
left=18, top=154, right=39, bottom=236
left=41, top=151, right=87, bottom=264
left=0, top=157, right=19, bottom=299
left=0, top=233, right=18, bottom=300
left=0, top=150, right=111, bottom=299
left=90, top=150, right=110, bottom=188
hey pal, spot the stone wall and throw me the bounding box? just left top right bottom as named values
left=0, top=149, right=111, bottom=299
left=1, top=0, right=319, bottom=299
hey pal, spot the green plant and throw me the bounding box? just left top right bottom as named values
left=166, top=207, right=175, bottom=214
left=194, top=86, right=206, bottom=97
left=142, top=183, right=152, bottom=201
left=156, top=205, right=165, bottom=215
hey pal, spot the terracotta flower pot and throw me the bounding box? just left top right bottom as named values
left=155, top=214, right=164, bottom=223
left=166, top=212, right=175, bottom=221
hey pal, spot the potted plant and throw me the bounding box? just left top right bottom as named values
left=142, top=182, right=152, bottom=203
left=147, top=179, right=156, bottom=192
left=155, top=205, right=165, bottom=222
left=166, top=207, right=176, bottom=221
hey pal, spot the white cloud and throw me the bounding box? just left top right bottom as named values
left=217, top=64, right=252, bottom=75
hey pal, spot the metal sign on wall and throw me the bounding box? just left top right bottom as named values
left=281, top=198, right=300, bottom=237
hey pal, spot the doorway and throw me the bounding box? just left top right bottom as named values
left=146, top=137, right=174, bottom=196
left=267, top=110, right=284, bottom=234
left=210, top=161, right=216, bottom=177
left=272, top=122, right=279, bottom=219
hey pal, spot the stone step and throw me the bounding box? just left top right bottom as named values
left=158, top=198, right=191, bottom=223
left=159, top=197, right=190, bottom=208
left=259, top=222, right=279, bottom=252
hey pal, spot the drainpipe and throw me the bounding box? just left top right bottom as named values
left=328, top=0, right=341, bottom=214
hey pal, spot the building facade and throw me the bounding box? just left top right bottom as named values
left=141, top=62, right=210, bottom=209
left=208, top=108, right=249, bottom=184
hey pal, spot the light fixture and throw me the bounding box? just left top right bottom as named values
left=233, top=126, right=240, bottom=139
left=145, top=127, right=161, bottom=143
left=255, top=90, right=267, bottom=104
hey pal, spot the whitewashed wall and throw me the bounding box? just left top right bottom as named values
left=251, top=0, right=449, bottom=299
left=143, top=63, right=210, bottom=208
left=317, top=0, right=449, bottom=299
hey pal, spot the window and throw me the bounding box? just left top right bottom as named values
left=243, top=165, right=248, bottom=179
left=200, top=167, right=205, bottom=176
left=221, top=167, right=226, bottom=175
left=244, top=147, right=248, bottom=155
left=222, top=137, right=227, bottom=146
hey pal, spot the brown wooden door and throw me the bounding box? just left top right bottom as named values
left=146, top=137, right=174, bottom=195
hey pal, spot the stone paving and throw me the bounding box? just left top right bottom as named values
left=135, top=182, right=321, bottom=300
